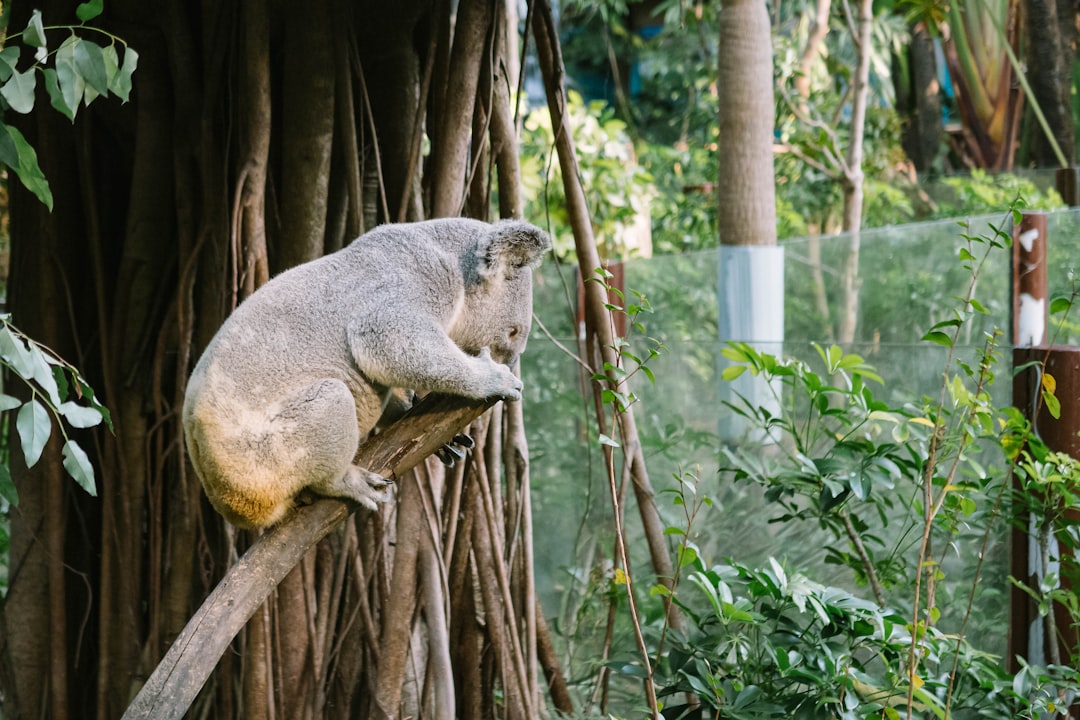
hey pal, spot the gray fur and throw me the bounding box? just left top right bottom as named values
left=182, top=218, right=550, bottom=528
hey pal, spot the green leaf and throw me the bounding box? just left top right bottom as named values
left=0, top=122, right=53, bottom=210
left=0, top=393, right=21, bottom=411
left=58, top=401, right=102, bottom=428
left=0, top=325, right=35, bottom=379
left=76, top=0, right=105, bottom=22
left=74, top=40, right=109, bottom=98
left=0, top=462, right=18, bottom=507
left=1043, top=389, right=1061, bottom=419
left=28, top=345, right=61, bottom=406
left=23, top=10, right=47, bottom=49
left=0, top=47, right=21, bottom=83
left=17, top=399, right=52, bottom=468
left=62, top=440, right=96, bottom=496
left=1, top=68, right=37, bottom=114
left=56, top=35, right=85, bottom=119
left=598, top=433, right=620, bottom=448
left=42, top=68, right=75, bottom=121
left=921, top=330, right=952, bottom=347
left=721, top=365, right=746, bottom=381
left=117, top=45, right=137, bottom=101
left=1050, top=297, right=1073, bottom=315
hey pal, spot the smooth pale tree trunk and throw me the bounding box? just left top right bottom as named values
left=716, top=0, right=777, bottom=246
left=836, top=0, right=873, bottom=344
left=716, top=0, right=783, bottom=440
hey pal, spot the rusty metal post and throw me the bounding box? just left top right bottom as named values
left=1011, top=212, right=1048, bottom=348
left=1009, top=212, right=1080, bottom=693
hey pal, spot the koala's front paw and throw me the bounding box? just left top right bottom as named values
left=477, top=347, right=523, bottom=401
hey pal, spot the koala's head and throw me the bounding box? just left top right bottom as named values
left=455, top=220, right=551, bottom=365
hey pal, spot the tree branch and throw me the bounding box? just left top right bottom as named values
left=122, top=393, right=496, bottom=720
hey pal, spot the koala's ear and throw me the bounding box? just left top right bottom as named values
left=478, top=220, right=551, bottom=277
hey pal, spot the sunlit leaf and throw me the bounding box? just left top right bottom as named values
left=62, top=439, right=96, bottom=496
left=1041, top=372, right=1057, bottom=394
left=721, top=365, right=746, bottom=381
left=58, top=401, right=102, bottom=428
left=598, top=433, right=620, bottom=448
left=0, top=325, right=35, bottom=378
left=1043, top=389, right=1061, bottom=419
left=17, top=399, right=52, bottom=467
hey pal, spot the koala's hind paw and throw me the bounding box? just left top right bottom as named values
left=336, top=466, right=395, bottom=510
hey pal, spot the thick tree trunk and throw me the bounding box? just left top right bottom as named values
left=716, top=0, right=777, bottom=246
left=0, top=2, right=573, bottom=719
left=278, top=0, right=336, bottom=270
left=901, top=23, right=943, bottom=174
left=1024, top=0, right=1077, bottom=167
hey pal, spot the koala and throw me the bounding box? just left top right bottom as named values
left=182, top=218, right=551, bottom=528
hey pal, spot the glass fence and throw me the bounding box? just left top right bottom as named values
left=522, top=207, right=1080, bottom=655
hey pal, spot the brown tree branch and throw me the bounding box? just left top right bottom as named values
left=532, top=0, right=682, bottom=668
left=122, top=393, right=496, bottom=720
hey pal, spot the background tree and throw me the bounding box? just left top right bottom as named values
left=0, top=1, right=573, bottom=718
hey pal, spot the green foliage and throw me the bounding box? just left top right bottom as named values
left=923, top=170, right=1065, bottom=219
left=0, top=315, right=110, bottom=501
left=0, top=4, right=138, bottom=209
left=583, top=208, right=1080, bottom=718
left=521, top=91, right=654, bottom=260
left=719, top=342, right=922, bottom=592
left=645, top=551, right=1078, bottom=719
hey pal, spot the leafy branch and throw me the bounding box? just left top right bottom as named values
left=0, top=315, right=111, bottom=501
left=0, top=2, right=138, bottom=209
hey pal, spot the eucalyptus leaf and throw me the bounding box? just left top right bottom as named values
left=29, top=345, right=62, bottom=406
left=58, top=401, right=102, bottom=429
left=0, top=47, right=21, bottom=83
left=76, top=0, right=105, bottom=22
left=74, top=40, right=109, bottom=97
left=56, top=36, right=85, bottom=119
left=17, top=399, right=52, bottom=468
left=0, top=122, right=53, bottom=209
left=115, top=45, right=138, bottom=102
left=0, top=393, right=21, bottom=411
left=62, top=440, right=96, bottom=496
left=23, top=10, right=47, bottom=49
left=1, top=69, right=37, bottom=114
left=43, top=67, right=75, bottom=121
left=0, top=325, right=36, bottom=379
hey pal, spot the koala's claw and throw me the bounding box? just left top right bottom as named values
left=436, top=434, right=474, bottom=466
left=357, top=475, right=394, bottom=508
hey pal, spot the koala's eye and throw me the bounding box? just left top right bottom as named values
left=509, top=326, right=521, bottom=339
